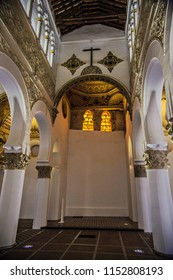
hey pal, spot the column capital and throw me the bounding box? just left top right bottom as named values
left=144, top=149, right=168, bottom=169
left=1, top=153, right=29, bottom=170
left=36, top=165, right=52, bottom=178
left=134, top=164, right=147, bottom=177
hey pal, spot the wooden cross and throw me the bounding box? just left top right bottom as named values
left=83, top=47, right=100, bottom=66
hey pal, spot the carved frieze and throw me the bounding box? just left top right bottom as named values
left=130, top=0, right=168, bottom=106
left=134, top=164, right=147, bottom=177
left=144, top=149, right=168, bottom=169
left=149, top=0, right=168, bottom=46
left=2, top=153, right=29, bottom=169
left=36, top=165, right=52, bottom=178
left=0, top=0, right=55, bottom=100
left=0, top=34, right=58, bottom=124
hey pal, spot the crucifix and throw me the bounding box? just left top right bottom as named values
left=83, top=47, right=100, bottom=66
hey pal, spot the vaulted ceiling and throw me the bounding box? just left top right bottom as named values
left=48, top=0, right=128, bottom=36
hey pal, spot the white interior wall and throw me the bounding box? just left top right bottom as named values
left=56, top=25, right=130, bottom=92
left=66, top=130, right=129, bottom=216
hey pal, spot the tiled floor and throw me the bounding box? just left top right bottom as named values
left=0, top=219, right=172, bottom=260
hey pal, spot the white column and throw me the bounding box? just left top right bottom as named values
left=0, top=153, right=28, bottom=248
left=134, top=161, right=152, bottom=232
left=129, top=164, right=138, bottom=222
left=47, top=168, right=61, bottom=220
left=32, top=164, right=52, bottom=229
left=145, top=149, right=173, bottom=255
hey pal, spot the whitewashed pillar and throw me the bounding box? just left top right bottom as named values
left=32, top=164, right=52, bottom=229
left=144, top=149, right=173, bottom=255
left=0, top=152, right=29, bottom=248
left=134, top=160, right=152, bottom=232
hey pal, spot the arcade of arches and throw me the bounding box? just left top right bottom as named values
left=0, top=0, right=173, bottom=258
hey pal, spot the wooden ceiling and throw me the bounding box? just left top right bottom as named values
left=48, top=0, right=127, bottom=36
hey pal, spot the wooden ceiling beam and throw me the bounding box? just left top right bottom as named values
left=54, top=6, right=82, bottom=19
left=100, top=0, right=127, bottom=10
left=51, top=0, right=81, bottom=11
left=56, top=13, right=126, bottom=23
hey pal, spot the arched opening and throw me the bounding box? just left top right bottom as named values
left=20, top=101, right=52, bottom=223
left=57, top=75, right=130, bottom=218
left=144, top=58, right=166, bottom=147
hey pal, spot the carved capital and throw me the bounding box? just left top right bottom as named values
left=144, top=149, right=168, bottom=169
left=2, top=153, right=29, bottom=169
left=36, top=165, right=52, bottom=178
left=134, top=164, right=147, bottom=177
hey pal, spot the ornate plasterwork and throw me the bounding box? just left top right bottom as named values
left=0, top=34, right=58, bottom=124
left=0, top=0, right=55, bottom=100
left=98, top=51, right=123, bottom=72
left=134, top=164, right=147, bottom=177
left=149, top=0, right=168, bottom=46
left=144, top=149, right=168, bottom=169
left=54, top=75, right=131, bottom=116
left=36, top=165, right=52, bottom=178
left=2, top=153, right=29, bottom=169
left=131, top=0, right=168, bottom=107
left=61, top=54, right=86, bottom=75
